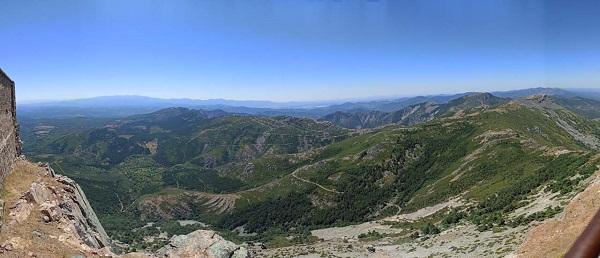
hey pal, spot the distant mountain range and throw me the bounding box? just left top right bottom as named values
left=21, top=89, right=600, bottom=251
left=319, top=93, right=511, bottom=129
left=17, top=87, right=599, bottom=119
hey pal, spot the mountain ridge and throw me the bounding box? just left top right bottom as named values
left=15, top=87, right=600, bottom=256
left=18, top=87, right=599, bottom=119
left=319, top=92, right=511, bottom=129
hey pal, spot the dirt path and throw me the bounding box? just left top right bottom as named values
left=186, top=118, right=249, bottom=144
left=386, top=202, right=402, bottom=216
left=291, top=166, right=343, bottom=194
left=383, top=198, right=463, bottom=222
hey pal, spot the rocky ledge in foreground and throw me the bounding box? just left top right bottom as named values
left=0, top=159, right=112, bottom=256
left=0, top=159, right=250, bottom=258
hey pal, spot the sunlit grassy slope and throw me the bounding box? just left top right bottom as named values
left=21, top=96, right=600, bottom=245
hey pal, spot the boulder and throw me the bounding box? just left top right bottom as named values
left=156, top=230, right=251, bottom=258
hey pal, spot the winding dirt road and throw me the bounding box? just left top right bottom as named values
left=291, top=167, right=343, bottom=194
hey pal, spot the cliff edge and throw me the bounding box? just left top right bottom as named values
left=0, top=68, right=21, bottom=192
left=0, top=160, right=113, bottom=256
left=0, top=159, right=251, bottom=258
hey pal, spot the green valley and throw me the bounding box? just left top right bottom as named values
left=19, top=94, right=600, bottom=254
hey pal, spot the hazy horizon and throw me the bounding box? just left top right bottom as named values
left=2, top=1, right=600, bottom=102
left=14, top=92, right=454, bottom=105
left=15, top=86, right=597, bottom=106
left=14, top=90, right=464, bottom=104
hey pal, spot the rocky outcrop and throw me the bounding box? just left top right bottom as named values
left=0, top=160, right=251, bottom=257
left=1, top=161, right=112, bottom=254
left=121, top=230, right=252, bottom=258
left=155, top=230, right=251, bottom=258
left=0, top=68, right=21, bottom=192
left=53, top=169, right=112, bottom=249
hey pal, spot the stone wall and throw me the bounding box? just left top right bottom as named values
left=0, top=68, right=20, bottom=190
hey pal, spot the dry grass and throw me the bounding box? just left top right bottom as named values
left=2, top=160, right=41, bottom=204
left=0, top=160, right=99, bottom=258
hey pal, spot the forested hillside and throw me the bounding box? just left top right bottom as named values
left=19, top=95, right=600, bottom=251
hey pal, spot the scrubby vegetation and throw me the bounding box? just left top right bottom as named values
left=19, top=96, right=600, bottom=250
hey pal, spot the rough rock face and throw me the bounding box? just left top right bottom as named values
left=2, top=161, right=111, bottom=253
left=155, top=230, right=251, bottom=258
left=121, top=230, right=252, bottom=258
left=0, top=160, right=250, bottom=257
left=0, top=68, right=21, bottom=192
left=0, top=160, right=109, bottom=256
left=54, top=170, right=112, bottom=249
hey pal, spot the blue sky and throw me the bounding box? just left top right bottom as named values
left=1, top=0, right=599, bottom=102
